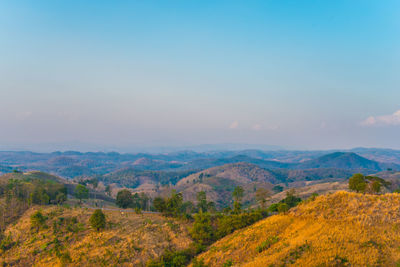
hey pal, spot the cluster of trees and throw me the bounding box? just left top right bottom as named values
left=268, top=189, right=302, bottom=213
left=152, top=190, right=187, bottom=217
left=78, top=178, right=99, bottom=189
left=115, top=189, right=150, bottom=211
left=0, top=178, right=67, bottom=206
left=349, top=173, right=391, bottom=194
left=152, top=190, right=216, bottom=217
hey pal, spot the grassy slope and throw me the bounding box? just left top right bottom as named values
left=1, top=206, right=192, bottom=266
left=195, top=191, right=400, bottom=266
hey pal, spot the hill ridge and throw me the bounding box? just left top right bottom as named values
left=195, top=191, right=400, bottom=266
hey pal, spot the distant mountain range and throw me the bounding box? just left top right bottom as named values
left=2, top=149, right=400, bottom=209
left=1, top=149, right=399, bottom=178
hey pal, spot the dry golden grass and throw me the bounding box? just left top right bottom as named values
left=1, top=206, right=192, bottom=266
left=194, top=191, right=400, bottom=266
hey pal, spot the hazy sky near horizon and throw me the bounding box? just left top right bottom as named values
left=1, top=0, right=400, bottom=151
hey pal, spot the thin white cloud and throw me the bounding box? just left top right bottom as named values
left=360, top=109, right=400, bottom=126
left=229, top=121, right=239, bottom=129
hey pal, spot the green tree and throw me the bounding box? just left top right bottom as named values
left=370, top=180, right=381, bottom=193
left=153, top=197, right=166, bottom=212
left=189, top=210, right=214, bottom=246
left=277, top=203, right=289, bottom=213
left=139, top=192, right=150, bottom=211
left=232, top=186, right=244, bottom=214
left=232, top=186, right=244, bottom=202
left=281, top=189, right=301, bottom=207
left=165, top=190, right=183, bottom=217
left=116, top=189, right=133, bottom=209
left=182, top=201, right=195, bottom=214
left=56, top=192, right=67, bottom=205
left=89, top=209, right=106, bottom=231
left=349, top=173, right=367, bottom=193
left=30, top=210, right=47, bottom=232
left=74, top=184, right=89, bottom=204
left=196, top=191, right=208, bottom=212
left=272, top=185, right=284, bottom=193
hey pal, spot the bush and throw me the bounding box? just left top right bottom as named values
left=30, top=210, right=47, bottom=232
left=89, top=209, right=106, bottom=232
left=192, top=258, right=208, bottom=267
left=256, top=236, right=279, bottom=253
left=146, top=248, right=194, bottom=267
left=189, top=211, right=213, bottom=246
left=56, top=192, right=67, bottom=204
left=0, top=234, right=15, bottom=251
left=277, top=203, right=289, bottom=213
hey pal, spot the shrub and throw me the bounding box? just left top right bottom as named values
left=89, top=209, right=106, bottom=232
left=223, top=259, right=233, bottom=267
left=192, top=258, right=208, bottom=267
left=0, top=234, right=15, bottom=251
left=56, top=192, right=67, bottom=204
left=146, top=248, right=194, bottom=267
left=277, top=203, right=289, bottom=213
left=256, top=236, right=279, bottom=253
left=190, top=211, right=213, bottom=246
left=30, top=210, right=47, bottom=232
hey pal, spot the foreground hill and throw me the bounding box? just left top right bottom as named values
left=0, top=206, right=192, bottom=266
left=195, top=191, right=400, bottom=266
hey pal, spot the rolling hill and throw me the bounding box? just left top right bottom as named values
left=0, top=206, right=193, bottom=266
left=194, top=191, right=400, bottom=266
left=295, top=152, right=396, bottom=172
left=175, top=163, right=277, bottom=207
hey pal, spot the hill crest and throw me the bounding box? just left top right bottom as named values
left=195, top=191, right=400, bottom=266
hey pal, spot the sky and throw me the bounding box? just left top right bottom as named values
left=0, top=0, right=399, bottom=152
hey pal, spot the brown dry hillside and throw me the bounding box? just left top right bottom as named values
left=176, top=163, right=276, bottom=207
left=194, top=191, right=400, bottom=266
left=0, top=206, right=192, bottom=266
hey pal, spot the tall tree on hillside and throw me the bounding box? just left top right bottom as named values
left=74, top=184, right=89, bottom=204
left=196, top=191, right=208, bottom=212
left=232, top=186, right=244, bottom=214
left=256, top=188, right=270, bottom=209
left=165, top=190, right=183, bottom=217
left=139, top=192, right=150, bottom=211
left=116, top=189, right=133, bottom=209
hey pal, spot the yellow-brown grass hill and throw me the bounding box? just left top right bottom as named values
left=0, top=206, right=192, bottom=266
left=194, top=191, right=400, bottom=266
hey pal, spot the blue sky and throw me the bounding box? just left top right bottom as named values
left=0, top=0, right=399, bottom=151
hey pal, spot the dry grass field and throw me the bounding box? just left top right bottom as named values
left=1, top=206, right=193, bottom=266
left=194, top=191, right=400, bottom=266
